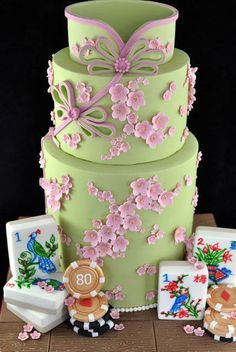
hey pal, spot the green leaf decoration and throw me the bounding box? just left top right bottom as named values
left=19, top=268, right=25, bottom=275
left=45, top=241, right=51, bottom=249
left=50, top=234, right=55, bottom=244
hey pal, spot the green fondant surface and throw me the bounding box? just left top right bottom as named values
left=52, top=48, right=189, bottom=165
left=42, top=133, right=198, bottom=308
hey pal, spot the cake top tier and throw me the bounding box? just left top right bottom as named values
left=65, top=0, right=178, bottom=69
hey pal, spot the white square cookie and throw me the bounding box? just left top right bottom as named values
left=158, top=261, right=208, bottom=320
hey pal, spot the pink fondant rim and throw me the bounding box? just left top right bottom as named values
left=65, top=1, right=178, bottom=50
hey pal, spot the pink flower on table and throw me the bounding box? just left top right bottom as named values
left=146, top=291, right=157, bottom=301
left=109, top=204, right=119, bottom=213
left=45, top=285, right=54, bottom=293
left=110, top=309, right=120, bottom=320
left=194, top=327, right=205, bottom=337
left=131, top=178, right=149, bottom=196
left=147, top=183, right=163, bottom=200
left=127, top=91, right=145, bottom=111
left=118, top=201, right=135, bottom=217
left=159, top=191, right=174, bottom=207
left=146, top=265, right=157, bottom=276
left=109, top=83, right=129, bottom=102
left=183, top=325, right=194, bottom=334
left=88, top=182, right=98, bottom=196
left=30, top=331, right=41, bottom=339
left=112, top=102, right=130, bottom=121
left=18, top=332, right=29, bottom=341
left=123, top=123, right=135, bottom=135
left=82, top=246, right=98, bottom=261
left=123, top=214, right=142, bottom=232
left=149, top=38, right=161, bottom=50
left=92, top=218, right=103, bottom=229
left=106, top=213, right=123, bottom=230
left=84, top=230, right=101, bottom=246
left=114, top=323, right=125, bottom=331
left=127, top=112, right=138, bottom=124
left=179, top=105, right=187, bottom=117
left=147, top=234, right=157, bottom=245
left=99, top=225, right=116, bottom=243
left=169, top=81, right=177, bottom=92
left=135, top=121, right=152, bottom=139
left=163, top=90, right=172, bottom=101
left=146, top=130, right=164, bottom=149
left=128, top=80, right=139, bottom=91
left=174, top=227, right=186, bottom=244
left=64, top=296, right=75, bottom=307
left=135, top=195, right=150, bottom=209
left=112, top=236, right=129, bottom=252
left=184, top=175, right=192, bottom=186
left=23, top=323, right=34, bottom=333
left=152, top=112, right=169, bottom=130
left=96, top=242, right=112, bottom=257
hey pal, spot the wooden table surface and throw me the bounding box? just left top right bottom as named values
left=1, top=214, right=234, bottom=352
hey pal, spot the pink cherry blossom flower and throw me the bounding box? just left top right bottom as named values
left=163, top=90, right=172, bottom=101
left=96, top=242, right=112, bottom=257
left=88, top=182, right=98, bottom=196
left=109, top=83, right=129, bottom=102
left=82, top=246, right=98, bottom=261
left=135, top=121, right=152, bottom=139
left=231, top=311, right=236, bottom=319
left=146, top=130, right=164, bottom=149
left=92, top=218, right=103, bottom=229
left=99, top=225, right=116, bottom=243
left=196, top=151, right=202, bottom=167
left=30, top=331, right=41, bottom=340
left=184, top=175, right=192, bottom=186
left=84, top=230, right=101, bottom=246
left=194, top=327, right=205, bottom=336
left=123, top=214, right=142, bottom=232
left=173, top=182, right=182, bottom=196
left=110, top=146, right=120, bottom=157
left=159, top=191, right=174, bottom=208
left=64, top=296, right=75, bottom=307
left=18, top=332, right=29, bottom=341
left=77, top=91, right=91, bottom=104
left=39, top=151, right=46, bottom=168
left=149, top=38, right=161, bottom=50
left=105, top=290, right=114, bottom=300
left=174, top=227, right=186, bottom=244
left=147, top=183, right=163, bottom=200
left=166, top=42, right=173, bottom=53
left=47, top=60, right=54, bottom=86
left=127, top=91, right=145, bottom=111
left=23, top=323, right=34, bottom=333
left=152, top=112, right=169, bottom=130
left=72, top=43, right=80, bottom=55
left=183, top=325, right=194, bottom=334
left=47, top=198, right=61, bottom=212
left=156, top=230, right=165, bottom=240
left=95, top=257, right=104, bottom=267
left=169, top=81, right=177, bottom=92
left=123, top=123, right=135, bottom=135
left=128, top=80, right=139, bottom=91
left=181, top=127, right=190, bottom=142
left=106, top=213, right=123, bottom=230
left=147, top=234, right=157, bottom=245
left=115, top=291, right=125, bottom=301
left=146, top=265, right=157, bottom=276
left=118, top=201, right=135, bottom=217
left=136, top=266, right=147, bottom=276
left=112, top=236, right=129, bottom=252
left=168, top=126, right=175, bottom=136
left=192, top=188, right=199, bottom=207
left=114, top=323, right=125, bottom=331
left=131, top=178, right=149, bottom=196
left=179, top=105, right=187, bottom=117
left=112, top=102, right=130, bottom=121
left=45, top=285, right=54, bottom=293
left=102, top=191, right=113, bottom=201
left=135, top=195, right=150, bottom=209
left=37, top=281, right=47, bottom=289
left=127, top=112, right=138, bottom=124
left=109, top=204, right=119, bottom=213
left=110, top=309, right=120, bottom=319
left=145, top=291, right=157, bottom=301
left=120, top=142, right=130, bottom=152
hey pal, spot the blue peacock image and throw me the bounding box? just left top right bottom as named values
left=27, top=229, right=56, bottom=274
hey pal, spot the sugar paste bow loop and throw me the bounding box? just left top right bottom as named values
left=78, top=36, right=166, bottom=75
left=50, top=81, right=115, bottom=137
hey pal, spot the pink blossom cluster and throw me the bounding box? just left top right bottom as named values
left=181, top=127, right=190, bottom=142
left=179, top=105, right=187, bottom=117
left=47, top=59, right=54, bottom=86
left=58, top=225, right=72, bottom=246
left=105, top=285, right=125, bottom=301
left=50, top=111, right=56, bottom=124
left=63, top=133, right=81, bottom=150
left=39, top=175, right=72, bottom=213
left=192, top=187, right=199, bottom=208
left=148, top=38, right=173, bottom=55
left=145, top=290, right=157, bottom=301
left=39, top=150, right=45, bottom=168
left=110, top=309, right=120, bottom=320
left=72, top=37, right=96, bottom=57
left=184, top=175, right=192, bottom=186
left=162, top=81, right=177, bottom=101
left=184, top=64, right=198, bottom=112
left=136, top=263, right=158, bottom=276
left=18, top=323, right=41, bottom=341
left=174, top=227, right=187, bottom=244
left=37, top=281, right=54, bottom=293
left=147, top=223, right=165, bottom=245
left=76, top=81, right=92, bottom=104
left=101, top=133, right=130, bottom=161
left=183, top=325, right=204, bottom=336
left=196, top=151, right=202, bottom=167
left=114, top=323, right=125, bottom=331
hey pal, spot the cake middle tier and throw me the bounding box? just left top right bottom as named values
left=40, top=132, right=198, bottom=309
left=50, top=48, right=190, bottom=165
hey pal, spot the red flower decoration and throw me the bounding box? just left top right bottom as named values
left=209, top=243, right=221, bottom=251
left=202, top=247, right=208, bottom=254
left=223, top=250, right=232, bottom=263
left=177, top=308, right=189, bottom=319
left=165, top=281, right=178, bottom=292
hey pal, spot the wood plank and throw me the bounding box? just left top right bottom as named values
left=50, top=321, right=156, bottom=352
left=0, top=322, right=50, bottom=352
left=154, top=320, right=235, bottom=352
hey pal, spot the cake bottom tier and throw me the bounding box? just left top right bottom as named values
left=41, top=133, right=198, bottom=309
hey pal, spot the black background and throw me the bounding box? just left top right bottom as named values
left=0, top=0, right=236, bottom=292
